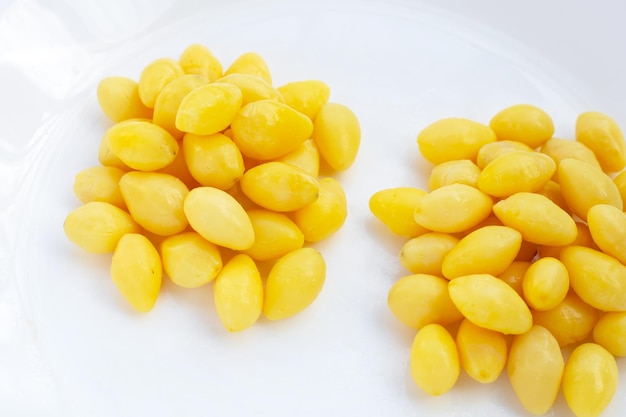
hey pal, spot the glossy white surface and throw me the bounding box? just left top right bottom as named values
left=1, top=0, right=625, bottom=416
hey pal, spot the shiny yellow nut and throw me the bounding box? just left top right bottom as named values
left=183, top=133, right=244, bottom=190
left=73, top=165, right=126, bottom=209
left=561, top=246, right=626, bottom=311
left=98, top=132, right=130, bottom=171
left=119, top=171, right=189, bottom=236
left=369, top=187, right=429, bottom=237
left=231, top=99, right=313, bottom=160
left=277, top=80, right=330, bottom=119
left=442, top=226, right=522, bottom=279
left=240, top=162, right=319, bottom=212
left=399, top=232, right=459, bottom=276
left=532, top=291, right=599, bottom=347
left=562, top=343, right=618, bottom=417
left=63, top=201, right=140, bottom=253
left=183, top=186, right=254, bottom=250
left=312, top=102, right=361, bottom=171
left=493, top=192, right=576, bottom=246
left=176, top=83, right=242, bottom=135
left=507, top=325, right=564, bottom=415
left=224, top=52, right=272, bottom=85
left=587, top=204, right=626, bottom=264
left=522, top=257, right=569, bottom=311
left=214, top=254, right=263, bottom=332
left=414, top=184, right=493, bottom=234
left=105, top=120, right=178, bottom=171
left=614, top=169, right=626, bottom=204
left=97, top=76, right=152, bottom=122
left=475, top=140, right=533, bottom=169
left=387, top=274, right=463, bottom=329
left=293, top=177, right=347, bottom=242
left=417, top=118, right=496, bottom=165
left=477, top=151, right=555, bottom=197
left=264, top=248, right=326, bottom=320
left=489, top=104, right=554, bottom=148
left=448, top=274, right=532, bottom=334
left=538, top=221, right=596, bottom=259
left=540, top=137, right=601, bottom=179
left=456, top=319, right=507, bottom=384
left=138, top=58, right=184, bottom=108
left=216, top=73, right=283, bottom=106
left=427, top=159, right=480, bottom=191
left=153, top=74, right=208, bottom=139
left=274, top=138, right=320, bottom=177
left=593, top=311, right=626, bottom=357
left=410, top=324, right=460, bottom=396
left=160, top=231, right=222, bottom=288
left=576, top=111, right=626, bottom=173
left=110, top=233, right=162, bottom=312
left=497, top=261, right=531, bottom=297
left=537, top=179, right=569, bottom=212
left=179, top=44, right=223, bottom=82
left=559, top=158, right=623, bottom=220
left=240, top=209, right=304, bottom=261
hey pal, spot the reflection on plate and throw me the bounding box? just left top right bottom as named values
left=1, top=1, right=624, bottom=416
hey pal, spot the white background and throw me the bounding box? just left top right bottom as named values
left=1, top=1, right=625, bottom=416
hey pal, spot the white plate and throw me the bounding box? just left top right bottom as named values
left=2, top=0, right=625, bottom=416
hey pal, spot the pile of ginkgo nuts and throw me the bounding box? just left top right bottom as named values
left=370, top=104, right=626, bottom=417
left=63, top=44, right=361, bottom=332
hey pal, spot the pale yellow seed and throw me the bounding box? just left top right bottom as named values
left=410, top=324, right=460, bottom=396
left=369, top=187, right=429, bottom=237
left=240, top=209, right=304, bottom=261
left=293, top=177, right=347, bottom=242
left=224, top=52, right=272, bottom=85
left=277, top=80, right=330, bottom=119
left=179, top=44, right=223, bottom=82
left=417, top=118, right=496, bottom=165
left=456, top=319, right=507, bottom=384
left=558, top=158, right=623, bottom=220
left=119, top=171, right=189, bottom=236
left=561, top=246, right=626, bottom=311
left=183, top=133, right=244, bottom=190
left=442, top=226, right=521, bottom=279
left=63, top=201, right=140, bottom=254
left=138, top=58, right=184, bottom=108
left=522, top=257, right=569, bottom=311
left=562, top=343, right=618, bottom=417
left=388, top=274, right=463, bottom=329
left=428, top=159, right=480, bottom=191
left=399, top=233, right=459, bottom=276
left=576, top=111, right=626, bottom=172
left=160, top=231, right=222, bottom=288
left=313, top=102, right=361, bottom=171
left=414, top=183, right=493, bottom=234
left=105, top=120, right=178, bottom=171
left=214, top=254, right=263, bottom=332
left=183, top=187, right=254, bottom=250
left=448, top=273, right=532, bottom=335
left=110, top=233, right=162, bottom=312
left=507, top=325, right=564, bottom=415
left=176, top=83, right=243, bottom=136
left=240, top=162, right=319, bottom=212
left=489, top=104, right=554, bottom=148
left=73, top=165, right=126, bottom=209
left=264, top=248, right=326, bottom=320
